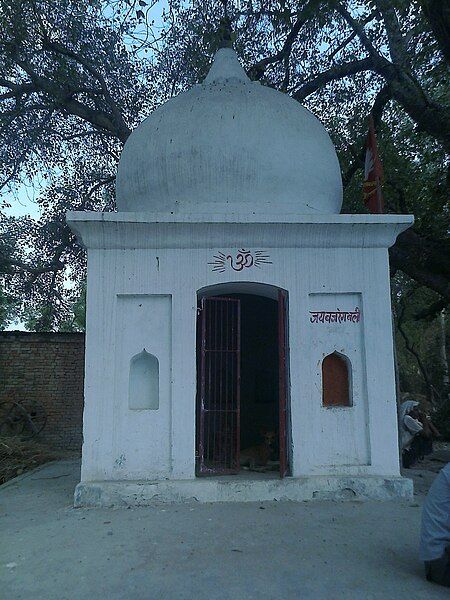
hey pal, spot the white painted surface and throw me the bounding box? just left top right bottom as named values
left=68, top=214, right=412, bottom=492
left=116, top=49, right=343, bottom=215
left=66, top=48, right=414, bottom=504
left=67, top=211, right=413, bottom=249
left=74, top=475, right=413, bottom=507
left=307, top=292, right=370, bottom=468
left=81, top=293, right=172, bottom=481
left=128, top=350, right=159, bottom=410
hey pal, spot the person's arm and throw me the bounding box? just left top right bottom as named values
left=428, top=420, right=441, bottom=438
left=417, top=412, right=432, bottom=439
left=404, top=415, right=424, bottom=436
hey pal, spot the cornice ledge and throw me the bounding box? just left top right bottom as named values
left=66, top=211, right=414, bottom=250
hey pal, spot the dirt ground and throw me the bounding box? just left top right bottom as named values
left=0, top=452, right=449, bottom=600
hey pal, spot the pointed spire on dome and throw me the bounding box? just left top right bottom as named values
left=204, top=48, right=250, bottom=84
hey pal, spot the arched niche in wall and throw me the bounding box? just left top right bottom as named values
left=322, top=351, right=352, bottom=407
left=128, top=349, right=159, bottom=410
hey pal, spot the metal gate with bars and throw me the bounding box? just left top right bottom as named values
left=197, top=297, right=241, bottom=475
left=196, top=291, right=289, bottom=478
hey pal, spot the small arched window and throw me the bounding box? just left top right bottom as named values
left=129, top=349, right=159, bottom=410
left=322, top=352, right=351, bottom=407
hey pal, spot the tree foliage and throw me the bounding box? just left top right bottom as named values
left=0, top=0, right=448, bottom=399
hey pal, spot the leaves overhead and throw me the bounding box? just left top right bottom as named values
left=0, top=0, right=449, bottom=332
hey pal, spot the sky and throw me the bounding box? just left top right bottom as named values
left=3, top=180, right=43, bottom=220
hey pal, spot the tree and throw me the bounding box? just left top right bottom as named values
left=1, top=0, right=449, bottom=333
left=0, top=0, right=151, bottom=328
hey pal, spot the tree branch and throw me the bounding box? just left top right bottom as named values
left=397, top=299, right=435, bottom=402
left=13, top=58, right=130, bottom=142
left=419, top=0, right=450, bottom=64
left=0, top=79, right=36, bottom=100
left=1, top=255, right=64, bottom=276
left=247, top=6, right=311, bottom=80
left=331, top=1, right=382, bottom=61
left=292, top=57, right=373, bottom=102
left=41, top=39, right=130, bottom=139
left=390, top=230, right=450, bottom=303
left=331, top=1, right=450, bottom=151
left=375, top=0, right=410, bottom=67
left=328, top=12, right=377, bottom=61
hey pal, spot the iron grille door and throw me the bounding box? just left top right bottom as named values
left=198, top=296, right=241, bottom=475
left=278, top=289, right=289, bottom=478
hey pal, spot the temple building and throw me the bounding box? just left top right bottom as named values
left=67, top=48, right=414, bottom=506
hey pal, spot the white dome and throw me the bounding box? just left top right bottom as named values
left=116, top=48, right=342, bottom=214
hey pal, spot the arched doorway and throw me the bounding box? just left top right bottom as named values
left=196, top=283, right=290, bottom=478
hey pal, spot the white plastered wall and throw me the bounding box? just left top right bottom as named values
left=80, top=236, right=401, bottom=483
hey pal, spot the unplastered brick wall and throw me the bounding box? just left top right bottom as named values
left=0, top=332, right=85, bottom=451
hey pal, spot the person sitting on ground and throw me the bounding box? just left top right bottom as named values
left=420, top=462, right=450, bottom=587
left=399, top=400, right=431, bottom=468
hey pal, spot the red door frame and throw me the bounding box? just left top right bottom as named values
left=278, top=289, right=290, bottom=478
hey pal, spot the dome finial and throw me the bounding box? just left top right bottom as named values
left=204, top=46, right=249, bottom=85
left=203, top=5, right=248, bottom=84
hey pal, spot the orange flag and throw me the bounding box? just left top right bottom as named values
left=363, top=115, right=384, bottom=213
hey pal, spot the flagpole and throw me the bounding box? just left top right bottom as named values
left=363, top=114, right=384, bottom=214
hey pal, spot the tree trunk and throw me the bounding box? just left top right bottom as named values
left=389, top=230, right=450, bottom=303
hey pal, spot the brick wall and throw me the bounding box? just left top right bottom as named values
left=0, top=332, right=85, bottom=451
